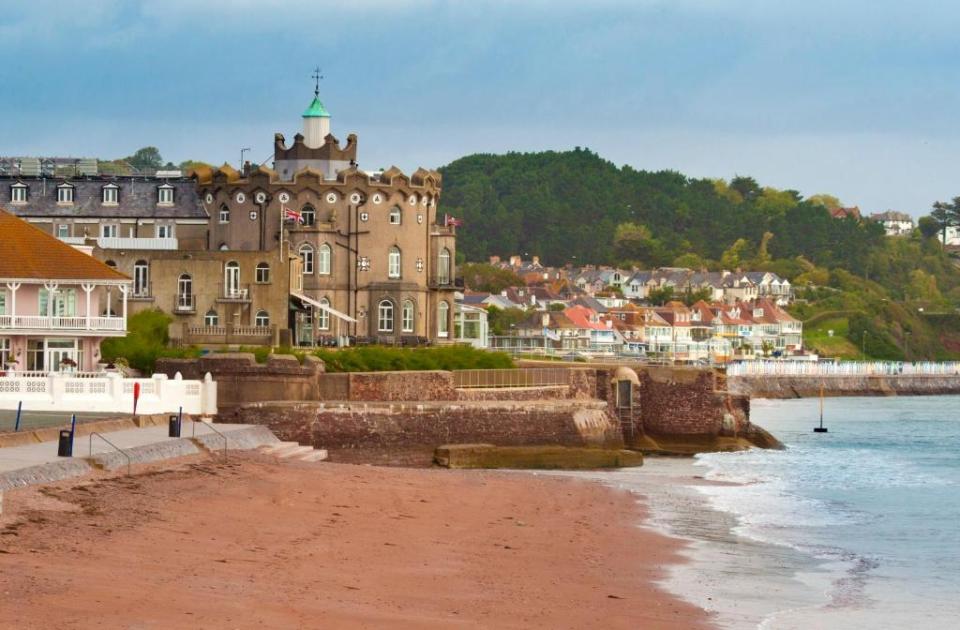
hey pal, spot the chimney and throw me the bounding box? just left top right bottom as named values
left=242, top=160, right=252, bottom=177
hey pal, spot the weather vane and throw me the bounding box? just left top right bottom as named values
left=312, top=67, right=323, bottom=97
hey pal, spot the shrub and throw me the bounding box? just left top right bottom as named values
left=313, top=345, right=513, bottom=373
left=100, top=309, right=201, bottom=373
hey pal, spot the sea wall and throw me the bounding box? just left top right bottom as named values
left=729, top=375, right=960, bottom=399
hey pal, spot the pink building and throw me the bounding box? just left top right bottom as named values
left=0, top=208, right=131, bottom=372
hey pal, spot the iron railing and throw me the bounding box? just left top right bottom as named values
left=452, top=368, right=571, bottom=389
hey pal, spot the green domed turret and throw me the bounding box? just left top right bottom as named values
left=303, top=95, right=330, bottom=118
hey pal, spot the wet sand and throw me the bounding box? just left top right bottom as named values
left=0, top=453, right=711, bottom=629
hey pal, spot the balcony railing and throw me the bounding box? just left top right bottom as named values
left=217, top=283, right=251, bottom=302
left=130, top=282, right=154, bottom=300
left=174, top=293, right=196, bottom=313
left=96, top=237, right=179, bottom=250
left=182, top=323, right=274, bottom=345
left=0, top=314, right=126, bottom=332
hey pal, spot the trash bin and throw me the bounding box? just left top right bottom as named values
left=57, top=429, right=73, bottom=457
left=168, top=415, right=181, bottom=438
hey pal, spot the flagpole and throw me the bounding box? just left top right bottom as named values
left=279, top=204, right=284, bottom=262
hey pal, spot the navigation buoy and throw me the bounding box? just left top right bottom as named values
left=814, top=385, right=828, bottom=433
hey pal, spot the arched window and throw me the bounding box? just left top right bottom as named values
left=389, top=206, right=402, bottom=225
left=104, top=260, right=117, bottom=268
left=133, top=260, right=149, bottom=297
left=318, top=244, right=331, bottom=275
left=377, top=300, right=394, bottom=332
left=204, top=309, right=219, bottom=326
left=402, top=300, right=415, bottom=333
left=438, top=248, right=451, bottom=285
left=218, top=243, right=229, bottom=251
left=177, top=274, right=193, bottom=310
left=299, top=244, right=314, bottom=274
left=388, top=246, right=401, bottom=279
left=224, top=261, right=240, bottom=298
left=437, top=301, right=449, bottom=338
left=301, top=204, right=316, bottom=227
left=317, top=298, right=330, bottom=331
left=255, top=310, right=270, bottom=327
left=219, top=204, right=230, bottom=223
left=255, top=262, right=270, bottom=284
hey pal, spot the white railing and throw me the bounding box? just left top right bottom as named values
left=0, top=372, right=217, bottom=415
left=0, top=315, right=125, bottom=332
left=727, top=360, right=960, bottom=377
left=58, top=236, right=88, bottom=245
left=96, top=236, right=179, bottom=250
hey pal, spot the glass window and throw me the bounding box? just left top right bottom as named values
left=0, top=337, right=11, bottom=368
left=101, top=224, right=118, bottom=238
left=219, top=205, right=230, bottom=223
left=157, top=224, right=173, bottom=238
left=204, top=309, right=219, bottom=326
left=39, top=288, right=77, bottom=317
left=389, top=206, right=401, bottom=225
left=133, top=261, right=150, bottom=296
left=11, top=184, right=27, bottom=202
left=388, top=247, right=401, bottom=279
left=224, top=261, right=240, bottom=297
left=438, top=301, right=449, bottom=337
left=102, top=185, right=118, bottom=204
left=318, top=298, right=330, bottom=331
left=158, top=186, right=174, bottom=205
left=299, top=244, right=314, bottom=274
left=57, top=186, right=74, bottom=204
left=318, top=244, right=331, bottom=275
left=255, top=310, right=270, bottom=327
left=0, top=291, right=6, bottom=316
left=301, top=205, right=316, bottom=227
left=56, top=224, right=70, bottom=238
left=255, top=262, right=270, bottom=283
left=438, top=248, right=451, bottom=285
left=377, top=300, right=394, bottom=333
left=402, top=300, right=415, bottom=333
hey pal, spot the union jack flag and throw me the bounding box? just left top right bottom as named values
left=283, top=206, right=303, bottom=223
left=444, top=213, right=463, bottom=227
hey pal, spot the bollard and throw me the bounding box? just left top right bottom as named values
left=14, top=401, right=22, bottom=432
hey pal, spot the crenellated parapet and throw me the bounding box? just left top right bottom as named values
left=274, top=132, right=358, bottom=164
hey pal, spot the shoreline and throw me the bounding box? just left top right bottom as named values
left=0, top=452, right=711, bottom=629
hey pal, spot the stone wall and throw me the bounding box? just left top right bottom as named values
left=223, top=399, right=621, bottom=451
left=728, top=375, right=960, bottom=399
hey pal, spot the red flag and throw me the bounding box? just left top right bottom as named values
left=444, top=214, right=463, bottom=227
left=283, top=206, right=303, bottom=223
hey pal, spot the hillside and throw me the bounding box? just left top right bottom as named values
left=440, top=149, right=960, bottom=359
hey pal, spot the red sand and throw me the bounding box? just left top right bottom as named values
left=0, top=454, right=711, bottom=629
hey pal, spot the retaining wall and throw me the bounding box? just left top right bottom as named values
left=729, top=375, right=960, bottom=399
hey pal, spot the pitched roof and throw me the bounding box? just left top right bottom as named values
left=0, top=207, right=129, bottom=282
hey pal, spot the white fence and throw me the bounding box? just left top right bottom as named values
left=0, top=372, right=217, bottom=415
left=0, top=314, right=125, bottom=332
left=728, top=360, right=960, bottom=377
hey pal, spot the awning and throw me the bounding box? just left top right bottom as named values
left=292, top=292, right=358, bottom=323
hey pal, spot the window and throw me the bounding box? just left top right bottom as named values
left=402, top=300, right=415, bottom=333
left=299, top=244, right=314, bottom=274
left=177, top=274, right=193, bottom=310
left=318, top=244, right=331, bottom=275
left=157, top=224, right=173, bottom=239
left=205, top=309, right=219, bottom=326
left=388, top=246, right=401, bottom=279
left=0, top=337, right=10, bottom=368
left=158, top=185, right=174, bottom=205
left=10, top=183, right=27, bottom=203
left=255, top=310, right=270, bottom=327
left=39, top=288, right=77, bottom=317
left=224, top=261, right=240, bottom=297
left=56, top=224, right=70, bottom=238
left=133, top=260, right=150, bottom=297
left=219, top=205, right=230, bottom=223
left=57, top=185, right=74, bottom=204
left=301, top=205, right=316, bottom=227
left=102, top=185, right=118, bottom=204
left=438, top=301, right=449, bottom=337
left=389, top=206, right=401, bottom=225
left=377, top=300, right=394, bottom=333
left=104, top=260, right=117, bottom=268
left=438, top=248, right=451, bottom=285
left=255, top=262, right=270, bottom=284
left=101, top=224, right=118, bottom=238
left=318, top=298, right=330, bottom=330
left=0, top=291, right=6, bottom=316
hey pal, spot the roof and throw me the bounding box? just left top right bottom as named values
left=0, top=208, right=130, bottom=282
left=0, top=175, right=206, bottom=219
left=303, top=95, right=330, bottom=118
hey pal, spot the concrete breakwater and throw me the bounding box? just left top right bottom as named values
left=729, top=375, right=960, bottom=399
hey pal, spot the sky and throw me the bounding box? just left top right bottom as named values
left=2, top=0, right=959, bottom=216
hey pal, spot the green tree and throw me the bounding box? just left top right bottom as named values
left=647, top=286, right=675, bottom=306
left=918, top=216, right=941, bottom=239
left=721, top=238, right=751, bottom=269
left=807, top=194, right=842, bottom=211
left=486, top=306, right=529, bottom=335
left=930, top=201, right=951, bottom=243
left=460, top=263, right=522, bottom=293
left=613, top=222, right=660, bottom=264
left=126, top=147, right=164, bottom=172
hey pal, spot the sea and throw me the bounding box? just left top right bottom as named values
left=578, top=395, right=960, bottom=629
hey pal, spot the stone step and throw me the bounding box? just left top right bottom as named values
left=277, top=445, right=316, bottom=460
left=259, top=442, right=301, bottom=456
left=298, top=449, right=328, bottom=463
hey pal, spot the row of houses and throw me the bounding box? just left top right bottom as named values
left=486, top=298, right=803, bottom=363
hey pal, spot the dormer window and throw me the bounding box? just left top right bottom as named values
left=102, top=184, right=119, bottom=205
left=10, top=182, right=27, bottom=203
left=158, top=185, right=174, bottom=205
left=57, top=183, right=74, bottom=204
left=754, top=309, right=764, bottom=317
left=389, top=206, right=401, bottom=225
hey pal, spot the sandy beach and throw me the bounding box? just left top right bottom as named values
left=0, top=453, right=711, bottom=629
